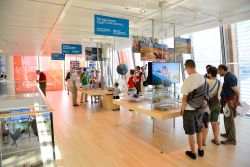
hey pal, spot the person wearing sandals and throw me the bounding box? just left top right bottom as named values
left=207, top=66, right=222, bottom=145
left=218, top=65, right=240, bottom=145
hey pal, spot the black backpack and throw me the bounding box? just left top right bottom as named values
left=187, top=77, right=209, bottom=110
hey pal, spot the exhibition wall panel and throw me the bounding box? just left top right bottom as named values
left=13, top=56, right=37, bottom=93
left=39, top=56, right=64, bottom=91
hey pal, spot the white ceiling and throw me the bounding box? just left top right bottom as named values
left=0, top=0, right=250, bottom=56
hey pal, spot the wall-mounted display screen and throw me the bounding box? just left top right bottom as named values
left=148, top=62, right=180, bottom=85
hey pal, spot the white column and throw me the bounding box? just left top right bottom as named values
left=5, top=55, right=15, bottom=94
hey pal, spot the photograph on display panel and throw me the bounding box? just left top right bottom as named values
left=132, top=36, right=171, bottom=61
left=85, top=47, right=102, bottom=61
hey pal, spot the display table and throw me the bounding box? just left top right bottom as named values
left=113, top=99, right=181, bottom=120
left=113, top=98, right=181, bottom=153
left=81, top=89, right=113, bottom=110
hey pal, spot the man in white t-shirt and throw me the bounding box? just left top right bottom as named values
left=181, top=59, right=206, bottom=160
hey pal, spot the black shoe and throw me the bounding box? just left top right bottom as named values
left=185, top=151, right=196, bottom=160
left=73, top=104, right=79, bottom=106
left=220, top=133, right=227, bottom=138
left=221, top=140, right=236, bottom=145
left=198, top=149, right=204, bottom=157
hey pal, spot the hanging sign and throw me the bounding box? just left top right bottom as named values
left=94, top=15, right=129, bottom=38
left=51, top=53, right=65, bottom=60
left=62, top=44, right=82, bottom=54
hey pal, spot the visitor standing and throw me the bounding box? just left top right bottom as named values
left=113, top=82, right=121, bottom=111
left=80, top=68, right=90, bottom=103
left=36, top=70, right=47, bottom=96
left=218, top=64, right=240, bottom=145
left=207, top=66, right=221, bottom=145
left=135, top=66, right=142, bottom=94
left=127, top=69, right=136, bottom=95
left=181, top=59, right=209, bottom=160
left=204, top=65, right=212, bottom=79
left=65, top=71, right=71, bottom=95
left=71, top=70, right=80, bottom=106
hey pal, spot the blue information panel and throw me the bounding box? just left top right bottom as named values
left=51, top=53, right=65, bottom=60
left=62, top=44, right=82, bottom=54
left=94, top=15, right=129, bottom=38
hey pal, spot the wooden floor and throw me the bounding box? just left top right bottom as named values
left=47, top=91, right=250, bottom=167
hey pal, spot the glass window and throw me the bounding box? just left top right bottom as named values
left=236, top=20, right=250, bottom=104
left=192, top=27, right=222, bottom=75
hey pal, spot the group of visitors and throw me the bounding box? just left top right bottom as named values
left=127, top=65, right=147, bottom=95
left=66, top=68, right=101, bottom=107
left=181, top=59, right=240, bottom=160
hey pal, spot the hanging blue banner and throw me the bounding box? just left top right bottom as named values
left=94, top=15, right=129, bottom=38
left=51, top=53, right=65, bottom=60
left=62, top=44, right=82, bottom=54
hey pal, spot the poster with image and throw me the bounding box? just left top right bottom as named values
left=85, top=47, right=102, bottom=61
left=70, top=61, right=80, bottom=73
left=175, top=37, right=191, bottom=54
left=132, top=36, right=169, bottom=61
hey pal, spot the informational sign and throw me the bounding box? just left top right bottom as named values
left=51, top=53, right=65, bottom=60
left=94, top=15, right=129, bottom=38
left=70, top=61, right=80, bottom=73
left=62, top=44, right=82, bottom=54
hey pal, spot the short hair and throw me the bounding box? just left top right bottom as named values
left=218, top=64, right=228, bottom=71
left=114, top=82, right=119, bottom=87
left=206, top=65, right=212, bottom=69
left=207, top=66, right=218, bottom=77
left=136, top=66, right=140, bottom=70
left=184, top=59, right=196, bottom=69
left=130, top=69, right=135, bottom=75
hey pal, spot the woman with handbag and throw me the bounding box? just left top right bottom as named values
left=207, top=66, right=222, bottom=145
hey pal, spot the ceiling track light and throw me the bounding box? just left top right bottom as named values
left=140, top=0, right=146, bottom=13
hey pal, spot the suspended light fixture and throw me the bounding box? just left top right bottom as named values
left=140, top=0, right=146, bottom=13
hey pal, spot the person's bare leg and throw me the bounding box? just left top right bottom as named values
left=188, top=134, right=195, bottom=153
left=211, top=122, right=219, bottom=143
left=196, top=132, right=202, bottom=150
left=202, top=124, right=209, bottom=146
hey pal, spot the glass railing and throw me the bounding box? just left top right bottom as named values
left=0, top=80, right=55, bottom=167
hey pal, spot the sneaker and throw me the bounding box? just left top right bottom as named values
left=185, top=151, right=196, bottom=160
left=198, top=149, right=204, bottom=157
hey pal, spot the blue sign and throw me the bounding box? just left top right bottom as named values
left=51, top=53, right=65, bottom=60
left=62, top=44, right=82, bottom=54
left=94, top=15, right=129, bottom=38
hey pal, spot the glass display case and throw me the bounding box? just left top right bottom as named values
left=150, top=85, right=180, bottom=111
left=0, top=80, right=55, bottom=167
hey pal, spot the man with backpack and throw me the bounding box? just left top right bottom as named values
left=181, top=59, right=209, bottom=160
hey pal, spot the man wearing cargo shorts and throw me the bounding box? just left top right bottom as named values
left=181, top=60, right=206, bottom=160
